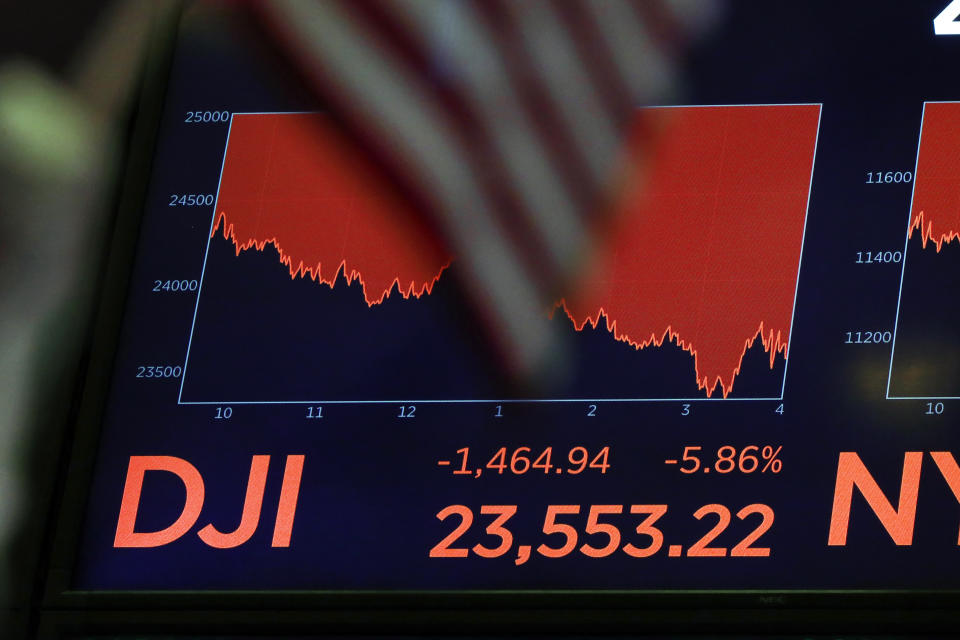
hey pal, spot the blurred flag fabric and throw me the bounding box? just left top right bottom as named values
left=251, top=0, right=720, bottom=385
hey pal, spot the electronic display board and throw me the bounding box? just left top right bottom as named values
left=44, top=0, right=960, bottom=621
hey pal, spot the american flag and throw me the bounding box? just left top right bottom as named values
left=251, top=0, right=720, bottom=387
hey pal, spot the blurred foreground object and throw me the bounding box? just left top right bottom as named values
left=0, top=0, right=176, bottom=628
left=253, top=0, right=721, bottom=385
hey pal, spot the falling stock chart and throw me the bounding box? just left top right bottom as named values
left=178, top=105, right=821, bottom=404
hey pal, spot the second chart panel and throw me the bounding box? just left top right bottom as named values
left=889, top=101, right=960, bottom=399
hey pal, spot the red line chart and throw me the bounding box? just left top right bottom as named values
left=194, top=105, right=820, bottom=401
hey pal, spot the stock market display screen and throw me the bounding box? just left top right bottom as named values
left=61, top=1, right=960, bottom=594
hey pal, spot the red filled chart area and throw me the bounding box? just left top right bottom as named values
left=559, top=106, right=819, bottom=396
left=185, top=105, right=819, bottom=402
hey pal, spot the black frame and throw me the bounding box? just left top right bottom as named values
left=36, top=3, right=960, bottom=638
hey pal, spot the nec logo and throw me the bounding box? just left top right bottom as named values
left=114, top=455, right=304, bottom=549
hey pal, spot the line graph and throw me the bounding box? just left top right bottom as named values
left=212, top=211, right=450, bottom=306
left=909, top=210, right=960, bottom=252
left=179, top=105, right=820, bottom=404
left=553, top=105, right=818, bottom=398
left=209, top=113, right=451, bottom=307
left=888, top=102, right=960, bottom=399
